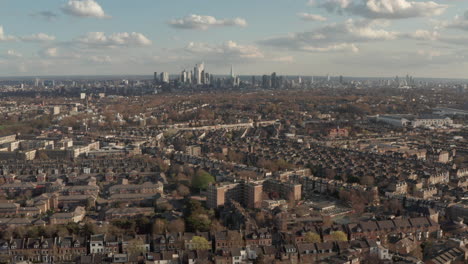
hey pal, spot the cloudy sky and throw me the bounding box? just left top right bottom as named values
left=1, top=0, right=468, bottom=78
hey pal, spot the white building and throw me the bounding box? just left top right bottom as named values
left=160, top=72, right=169, bottom=83
left=377, top=114, right=453, bottom=128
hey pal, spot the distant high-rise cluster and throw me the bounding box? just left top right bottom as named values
left=393, top=74, right=416, bottom=88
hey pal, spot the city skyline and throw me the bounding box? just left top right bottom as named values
left=2, top=0, right=468, bottom=78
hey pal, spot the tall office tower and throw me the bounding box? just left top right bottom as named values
left=339, top=75, right=343, bottom=84
left=210, top=74, right=214, bottom=85
left=262, top=75, right=270, bottom=88
left=271, top=72, right=277, bottom=89
left=230, top=65, right=235, bottom=78
left=188, top=70, right=193, bottom=84
left=205, top=72, right=211, bottom=85
left=298, top=76, right=302, bottom=84
left=229, top=65, right=238, bottom=87
left=181, top=70, right=188, bottom=83
left=251, top=76, right=256, bottom=86
left=194, top=62, right=205, bottom=85
left=201, top=70, right=206, bottom=85
left=234, top=76, right=240, bottom=87
left=34, top=78, right=40, bottom=87
left=154, top=72, right=158, bottom=83
left=327, top=74, right=331, bottom=82
left=160, top=72, right=169, bottom=83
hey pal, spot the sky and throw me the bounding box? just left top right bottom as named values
left=1, top=0, right=468, bottom=78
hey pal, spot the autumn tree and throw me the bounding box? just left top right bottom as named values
left=167, top=219, right=185, bottom=233
left=305, top=232, right=321, bottom=243
left=152, top=219, right=166, bottom=235
left=126, top=239, right=147, bottom=255
left=192, top=236, right=211, bottom=250
left=177, top=184, right=190, bottom=197
left=331, top=231, right=348, bottom=241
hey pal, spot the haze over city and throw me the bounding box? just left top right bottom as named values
left=2, top=0, right=468, bottom=78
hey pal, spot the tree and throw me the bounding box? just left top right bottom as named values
left=126, top=239, right=147, bottom=255
left=187, top=213, right=211, bottom=232
left=209, top=219, right=225, bottom=233
left=191, top=170, right=215, bottom=191
left=192, top=236, right=211, bottom=250
left=177, top=184, right=190, bottom=197
left=253, top=253, right=265, bottom=264
left=305, top=232, right=321, bottom=243
left=152, top=219, right=166, bottom=235
left=167, top=219, right=185, bottom=233
left=255, top=212, right=266, bottom=226
left=81, top=222, right=97, bottom=237
left=360, top=175, right=375, bottom=186
left=331, top=231, right=348, bottom=241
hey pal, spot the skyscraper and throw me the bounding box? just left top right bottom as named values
left=154, top=72, right=158, bottom=83
left=271, top=72, right=277, bottom=89
left=181, top=70, right=188, bottom=83
left=262, top=75, right=270, bottom=88
left=230, top=65, right=235, bottom=78
left=194, top=62, right=205, bottom=85
left=160, top=72, right=169, bottom=83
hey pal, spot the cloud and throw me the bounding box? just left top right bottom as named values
left=21, top=33, right=56, bottom=42
left=169, top=14, right=247, bottom=30
left=439, top=11, right=468, bottom=31
left=298, top=13, right=327, bottom=21
left=0, top=26, right=16, bottom=41
left=417, top=49, right=442, bottom=60
left=318, top=0, right=447, bottom=19
left=62, top=0, right=110, bottom=19
left=438, top=36, right=468, bottom=46
left=185, top=41, right=263, bottom=59
left=303, top=43, right=359, bottom=52
left=4, top=50, right=23, bottom=58
left=31, top=11, right=59, bottom=21
left=40, top=47, right=59, bottom=58
left=259, top=19, right=397, bottom=53
left=38, top=47, right=83, bottom=60
left=75, top=32, right=152, bottom=47
left=271, top=56, right=295, bottom=63
left=407, top=30, right=439, bottom=40
left=88, top=55, right=112, bottom=63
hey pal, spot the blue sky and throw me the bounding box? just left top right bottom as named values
left=1, top=0, right=468, bottom=78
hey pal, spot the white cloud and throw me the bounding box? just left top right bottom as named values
left=271, top=56, right=295, bottom=63
left=408, top=30, right=439, bottom=40
left=62, top=0, right=109, bottom=19
left=417, top=49, right=442, bottom=60
left=297, top=13, right=328, bottom=22
left=303, top=43, right=359, bottom=52
left=21, top=33, right=56, bottom=42
left=41, top=47, right=59, bottom=58
left=0, top=26, right=16, bottom=41
left=185, top=41, right=263, bottom=59
left=5, top=50, right=23, bottom=58
left=88, top=55, right=112, bottom=63
left=76, top=32, right=152, bottom=47
left=259, top=19, right=397, bottom=53
left=169, top=14, right=247, bottom=30
left=439, top=11, right=468, bottom=31
left=319, top=0, right=447, bottom=19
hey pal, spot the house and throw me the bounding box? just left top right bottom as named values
left=49, top=206, right=86, bottom=224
